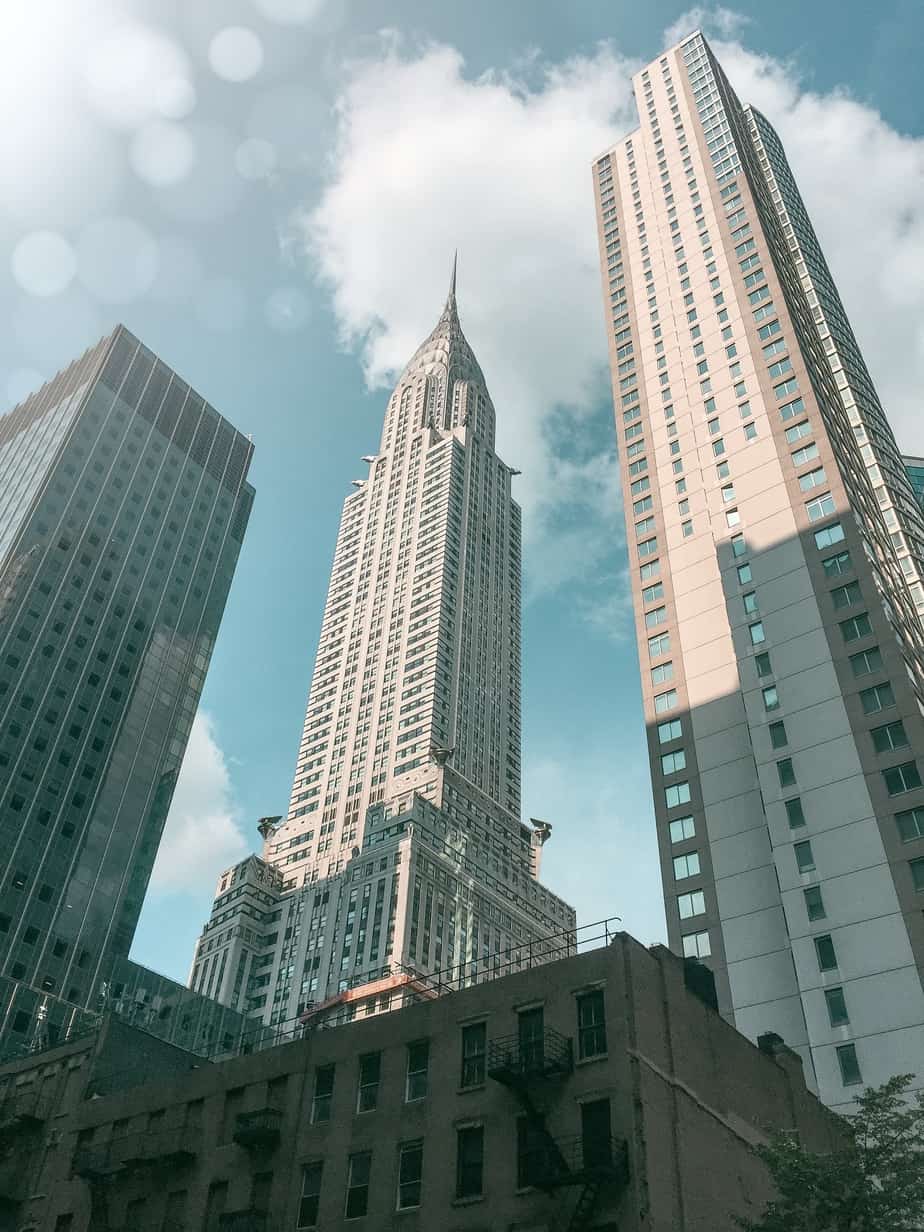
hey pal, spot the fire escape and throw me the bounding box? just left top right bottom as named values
left=487, top=1019, right=629, bottom=1232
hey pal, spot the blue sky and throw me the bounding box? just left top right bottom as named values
left=1, top=0, right=922, bottom=984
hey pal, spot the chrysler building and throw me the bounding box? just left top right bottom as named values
left=190, top=265, right=575, bottom=1027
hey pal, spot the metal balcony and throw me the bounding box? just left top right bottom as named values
left=72, top=1145, right=121, bottom=1179
left=532, top=1133, right=629, bottom=1191
left=232, top=1108, right=282, bottom=1150
left=217, top=1210, right=267, bottom=1232
left=0, top=1089, right=49, bottom=1137
left=486, top=1028, right=573, bottom=1086
left=115, top=1127, right=198, bottom=1168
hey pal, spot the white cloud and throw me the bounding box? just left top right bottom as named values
left=299, top=20, right=924, bottom=609
left=148, top=711, right=249, bottom=894
left=297, top=38, right=639, bottom=599
left=663, top=6, right=750, bottom=50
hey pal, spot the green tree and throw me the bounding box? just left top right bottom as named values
left=739, top=1075, right=924, bottom=1232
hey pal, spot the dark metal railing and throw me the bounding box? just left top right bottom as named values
left=540, top=1132, right=629, bottom=1186
left=487, top=1027, right=574, bottom=1081
left=217, top=1211, right=267, bottom=1232
left=232, top=1107, right=282, bottom=1148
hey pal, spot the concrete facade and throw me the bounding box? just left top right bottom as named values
left=1, top=934, right=840, bottom=1232
left=593, top=33, right=924, bottom=1111
left=188, top=267, right=575, bottom=1032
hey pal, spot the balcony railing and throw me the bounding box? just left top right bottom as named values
left=74, top=1127, right=198, bottom=1176
left=116, top=1127, right=198, bottom=1167
left=217, top=1210, right=267, bottom=1232
left=487, top=1027, right=573, bottom=1084
left=533, top=1133, right=630, bottom=1190
left=232, top=1108, right=282, bottom=1150
left=0, top=1088, right=51, bottom=1136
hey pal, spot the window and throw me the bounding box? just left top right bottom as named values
left=882, top=758, right=921, bottom=798
left=815, top=934, right=837, bottom=971
left=517, top=1116, right=547, bottom=1188
left=794, top=840, right=815, bottom=872
left=665, top=781, right=691, bottom=808
left=779, top=396, right=805, bottom=421
left=669, top=815, right=695, bottom=842
left=678, top=890, right=706, bottom=919
left=461, top=1022, right=487, bottom=1087
left=406, top=1041, right=429, bottom=1101
left=725, top=508, right=740, bottom=527
left=822, top=550, right=851, bottom=577
left=660, top=739, right=684, bottom=768
left=762, top=685, right=780, bottom=711
left=785, top=420, right=812, bottom=444
left=813, top=521, right=845, bottom=549
left=576, top=989, right=607, bottom=1058
left=731, top=534, right=746, bottom=557
left=654, top=689, right=678, bottom=713
left=836, top=1044, right=862, bottom=1086
left=850, top=646, right=883, bottom=677
left=640, top=559, right=660, bottom=580
left=397, top=1142, right=423, bottom=1210
left=749, top=622, right=766, bottom=646
left=769, top=721, right=787, bottom=749
left=357, top=1052, right=381, bottom=1112
left=777, top=758, right=796, bottom=787
left=642, top=581, right=664, bottom=603
left=807, top=493, right=836, bottom=521
left=840, top=613, right=872, bottom=643
left=872, top=720, right=909, bottom=754
left=638, top=536, right=658, bottom=558
left=657, top=718, right=682, bottom=743
left=755, top=652, right=772, bottom=677
left=298, top=1162, right=323, bottom=1229
left=860, top=682, right=895, bottom=714
left=831, top=581, right=862, bottom=609
left=312, top=1065, right=334, bottom=1124
left=792, top=442, right=819, bottom=466
left=804, top=885, right=826, bottom=921
left=682, top=519, right=694, bottom=537
left=799, top=466, right=827, bottom=491
left=737, top=563, right=752, bottom=584
left=825, top=987, right=849, bottom=1027
left=648, top=632, right=671, bottom=657
left=673, top=851, right=700, bottom=879
left=911, top=858, right=924, bottom=891
left=456, top=1126, right=484, bottom=1199
left=682, top=930, right=710, bottom=958
left=712, top=438, right=725, bottom=457
left=345, top=1152, right=371, bottom=1219
left=785, top=798, right=806, bottom=828
left=645, top=606, right=667, bottom=628
left=896, top=807, right=924, bottom=843
left=774, top=376, right=799, bottom=399
left=743, top=421, right=758, bottom=440
left=743, top=591, right=758, bottom=614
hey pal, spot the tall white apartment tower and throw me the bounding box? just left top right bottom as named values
left=190, top=267, right=575, bottom=1029
left=593, top=32, right=924, bottom=1110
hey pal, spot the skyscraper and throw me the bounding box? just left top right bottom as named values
left=0, top=326, right=254, bottom=1046
left=593, top=33, right=924, bottom=1109
left=190, top=267, right=575, bottom=1027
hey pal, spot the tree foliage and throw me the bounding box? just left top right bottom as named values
left=739, top=1075, right=924, bottom=1232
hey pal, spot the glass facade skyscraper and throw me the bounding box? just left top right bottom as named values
left=0, top=326, right=254, bottom=1047
left=189, top=270, right=574, bottom=1029
left=593, top=33, right=924, bottom=1110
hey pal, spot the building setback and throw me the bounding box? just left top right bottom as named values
left=592, top=32, right=924, bottom=1110
left=0, top=327, right=254, bottom=1051
left=189, top=266, right=575, bottom=1029
left=1, top=933, right=841, bottom=1232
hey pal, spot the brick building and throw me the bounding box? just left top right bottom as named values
left=0, top=930, right=839, bottom=1232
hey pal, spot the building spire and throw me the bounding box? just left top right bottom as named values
left=449, top=249, right=458, bottom=302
